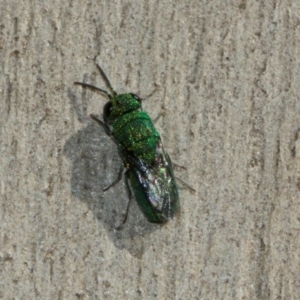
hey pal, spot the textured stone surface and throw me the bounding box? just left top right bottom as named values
left=1, top=1, right=300, bottom=299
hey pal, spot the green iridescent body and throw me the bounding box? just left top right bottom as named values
left=75, top=64, right=179, bottom=224
left=110, top=97, right=160, bottom=164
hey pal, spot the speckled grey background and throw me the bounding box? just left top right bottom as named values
left=1, top=1, right=300, bottom=299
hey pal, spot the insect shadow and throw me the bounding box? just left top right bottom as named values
left=64, top=87, right=166, bottom=258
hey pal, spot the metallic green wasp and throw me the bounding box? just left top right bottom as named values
left=75, top=64, right=180, bottom=226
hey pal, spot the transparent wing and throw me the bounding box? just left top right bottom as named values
left=126, top=141, right=180, bottom=223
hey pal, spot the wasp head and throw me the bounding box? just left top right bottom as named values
left=104, top=93, right=142, bottom=123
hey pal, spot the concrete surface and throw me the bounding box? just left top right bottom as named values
left=1, top=0, right=300, bottom=299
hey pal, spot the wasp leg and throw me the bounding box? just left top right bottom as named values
left=90, top=114, right=112, bottom=137
left=175, top=176, right=196, bottom=193
left=115, top=170, right=132, bottom=230
left=172, top=161, right=186, bottom=170
left=103, top=164, right=124, bottom=191
left=142, top=85, right=159, bottom=101
left=166, top=154, right=195, bottom=193
left=153, top=109, right=168, bottom=124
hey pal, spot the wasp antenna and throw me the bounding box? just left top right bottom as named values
left=74, top=81, right=112, bottom=99
left=96, top=64, right=118, bottom=97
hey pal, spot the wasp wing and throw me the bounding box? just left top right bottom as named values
left=126, top=142, right=180, bottom=223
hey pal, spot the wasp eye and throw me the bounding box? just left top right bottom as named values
left=103, top=102, right=113, bottom=121
left=130, top=93, right=142, bottom=102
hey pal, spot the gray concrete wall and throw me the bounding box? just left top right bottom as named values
left=1, top=0, right=300, bottom=299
